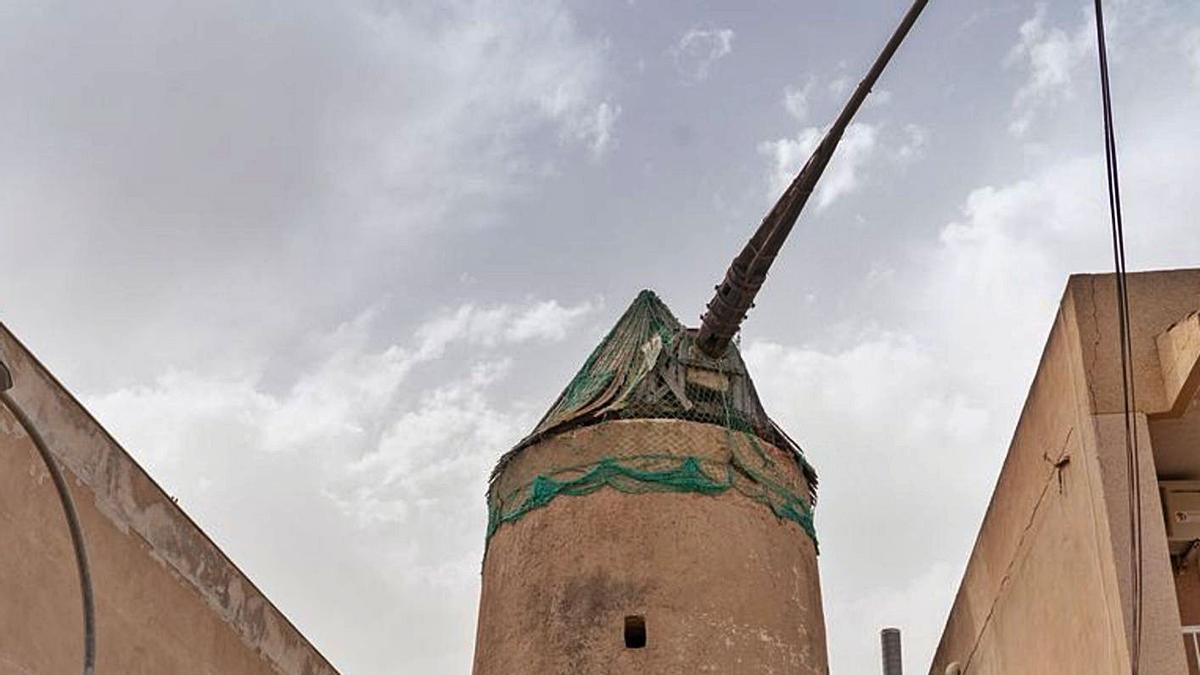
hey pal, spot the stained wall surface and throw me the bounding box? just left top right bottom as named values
left=0, top=324, right=338, bottom=675
left=473, top=419, right=826, bottom=674
left=930, top=270, right=1200, bottom=675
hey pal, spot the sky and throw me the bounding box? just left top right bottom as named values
left=2, top=0, right=1200, bottom=672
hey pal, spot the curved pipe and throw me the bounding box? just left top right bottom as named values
left=1, top=361, right=96, bottom=675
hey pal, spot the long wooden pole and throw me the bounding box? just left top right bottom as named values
left=695, top=0, right=931, bottom=358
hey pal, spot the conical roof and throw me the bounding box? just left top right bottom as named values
left=492, top=290, right=815, bottom=488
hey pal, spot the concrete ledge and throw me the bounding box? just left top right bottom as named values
left=1154, top=311, right=1200, bottom=419
left=0, top=322, right=339, bottom=675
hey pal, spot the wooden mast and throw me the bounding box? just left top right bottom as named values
left=695, top=0, right=932, bottom=358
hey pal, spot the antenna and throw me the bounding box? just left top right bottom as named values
left=695, top=0, right=931, bottom=358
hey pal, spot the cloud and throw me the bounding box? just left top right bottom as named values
left=784, top=79, right=817, bottom=122
left=671, top=27, right=735, bottom=82
left=744, top=333, right=994, bottom=675
left=824, top=561, right=962, bottom=675
left=565, top=101, right=623, bottom=157
left=1008, top=6, right=1090, bottom=95
left=338, top=359, right=522, bottom=531
left=1185, top=28, right=1200, bottom=83
left=414, top=299, right=596, bottom=356
left=1006, top=1, right=1200, bottom=137
left=759, top=123, right=879, bottom=209
left=504, top=299, right=598, bottom=342
left=868, top=89, right=894, bottom=107
left=762, top=71, right=927, bottom=210
left=738, top=157, right=1114, bottom=673
left=745, top=9, right=1200, bottom=669
left=84, top=296, right=592, bottom=672
left=828, top=75, right=853, bottom=98
left=0, top=0, right=618, bottom=390
left=893, top=123, right=929, bottom=163
left=1006, top=6, right=1093, bottom=136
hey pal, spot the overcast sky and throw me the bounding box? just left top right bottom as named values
left=3, top=0, right=1200, bottom=673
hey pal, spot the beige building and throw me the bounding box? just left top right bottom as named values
left=0, top=325, right=338, bottom=674
left=931, top=269, right=1200, bottom=674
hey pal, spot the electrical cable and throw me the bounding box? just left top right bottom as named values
left=0, top=362, right=96, bottom=675
left=1091, top=2, right=1143, bottom=672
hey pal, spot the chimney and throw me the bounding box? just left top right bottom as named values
left=881, top=627, right=902, bottom=675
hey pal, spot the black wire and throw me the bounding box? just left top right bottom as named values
left=1, top=389, right=97, bottom=675
left=1092, top=2, right=1142, bottom=672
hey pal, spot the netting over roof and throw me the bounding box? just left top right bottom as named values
left=486, top=290, right=818, bottom=545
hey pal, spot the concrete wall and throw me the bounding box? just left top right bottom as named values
left=930, top=270, right=1200, bottom=675
left=0, top=324, right=338, bottom=675
left=473, top=419, right=826, bottom=674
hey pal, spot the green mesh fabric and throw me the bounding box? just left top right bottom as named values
left=487, top=449, right=817, bottom=544
left=532, top=290, right=680, bottom=434
left=487, top=290, right=818, bottom=546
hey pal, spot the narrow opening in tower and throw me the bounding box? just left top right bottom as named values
left=624, top=615, right=646, bottom=649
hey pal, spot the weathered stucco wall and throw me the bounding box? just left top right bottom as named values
left=927, top=288, right=1126, bottom=674
left=930, top=270, right=1200, bottom=675
left=0, top=324, right=338, bottom=675
left=474, top=419, right=826, bottom=674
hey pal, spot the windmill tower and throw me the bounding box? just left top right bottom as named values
left=471, top=3, right=927, bottom=673
left=472, top=291, right=824, bottom=673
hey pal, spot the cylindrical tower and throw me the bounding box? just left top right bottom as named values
left=881, top=627, right=903, bottom=675
left=472, top=291, right=827, bottom=674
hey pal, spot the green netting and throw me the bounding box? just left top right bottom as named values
left=487, top=290, right=819, bottom=547
left=487, top=451, right=817, bottom=546
left=532, top=290, right=681, bottom=434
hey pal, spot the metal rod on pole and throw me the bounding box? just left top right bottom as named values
left=0, top=361, right=96, bottom=675
left=695, top=0, right=931, bottom=358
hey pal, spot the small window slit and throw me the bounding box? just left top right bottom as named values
left=624, top=615, right=647, bottom=649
